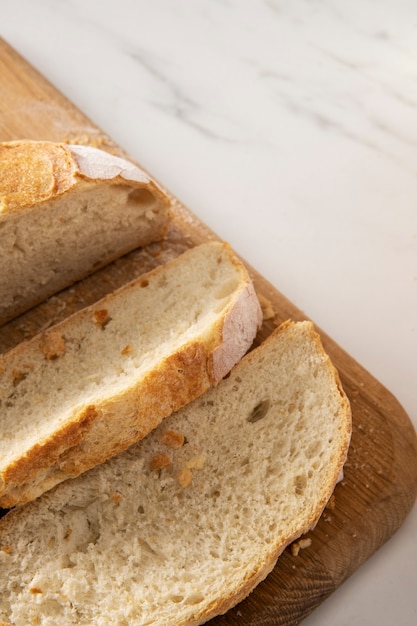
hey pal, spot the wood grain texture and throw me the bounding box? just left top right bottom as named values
left=1, top=37, right=417, bottom=625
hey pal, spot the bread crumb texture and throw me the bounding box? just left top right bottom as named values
left=291, top=537, right=312, bottom=557
left=0, top=321, right=351, bottom=626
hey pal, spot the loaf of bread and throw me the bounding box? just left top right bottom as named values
left=0, top=140, right=171, bottom=325
left=0, top=320, right=351, bottom=626
left=0, top=241, right=262, bottom=507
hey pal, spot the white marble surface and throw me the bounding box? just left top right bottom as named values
left=1, top=0, right=416, bottom=623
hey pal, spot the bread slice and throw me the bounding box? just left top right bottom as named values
left=0, top=241, right=262, bottom=507
left=0, top=320, right=351, bottom=626
left=0, top=140, right=171, bottom=325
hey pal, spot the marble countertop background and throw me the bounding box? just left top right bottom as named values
left=1, top=1, right=416, bottom=624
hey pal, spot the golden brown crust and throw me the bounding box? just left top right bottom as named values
left=0, top=140, right=172, bottom=214
left=0, top=140, right=172, bottom=211
left=0, top=141, right=78, bottom=212
left=1, top=406, right=99, bottom=500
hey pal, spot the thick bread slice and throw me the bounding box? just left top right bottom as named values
left=0, top=321, right=351, bottom=626
left=0, top=241, right=262, bottom=507
left=0, top=140, right=171, bottom=325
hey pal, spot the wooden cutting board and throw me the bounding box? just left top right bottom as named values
left=1, top=38, right=416, bottom=625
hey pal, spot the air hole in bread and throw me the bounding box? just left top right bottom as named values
left=186, top=592, right=205, bottom=605
left=294, top=474, right=307, bottom=495
left=127, top=188, right=156, bottom=208
left=247, top=399, right=270, bottom=423
left=169, top=595, right=184, bottom=604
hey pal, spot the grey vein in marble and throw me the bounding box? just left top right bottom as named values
left=126, top=46, right=250, bottom=143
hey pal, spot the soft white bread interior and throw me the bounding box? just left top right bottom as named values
left=0, top=140, right=171, bottom=325
left=0, top=241, right=262, bottom=507
left=0, top=320, right=351, bottom=626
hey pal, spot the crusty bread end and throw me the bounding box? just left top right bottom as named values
left=0, top=140, right=171, bottom=325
